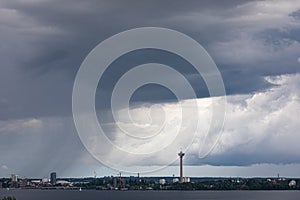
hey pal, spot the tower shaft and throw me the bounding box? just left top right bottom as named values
left=178, top=151, right=185, bottom=183
left=180, top=156, right=183, bottom=183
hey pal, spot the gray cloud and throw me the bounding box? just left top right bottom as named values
left=1, top=0, right=300, bottom=177
left=1, top=0, right=300, bottom=120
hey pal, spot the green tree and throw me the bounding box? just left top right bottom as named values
left=2, top=196, right=16, bottom=200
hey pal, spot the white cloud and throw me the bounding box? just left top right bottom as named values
left=99, top=73, right=300, bottom=167
left=0, top=118, right=43, bottom=133
left=171, top=0, right=300, bottom=34
left=174, top=0, right=300, bottom=32
left=1, top=165, right=8, bottom=170
left=228, top=0, right=300, bottom=31
left=214, top=73, right=300, bottom=157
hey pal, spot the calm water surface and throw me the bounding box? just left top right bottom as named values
left=1, top=190, right=299, bottom=200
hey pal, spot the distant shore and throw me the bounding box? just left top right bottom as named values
left=1, top=177, right=299, bottom=191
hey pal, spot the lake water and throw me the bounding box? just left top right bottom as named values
left=1, top=190, right=299, bottom=200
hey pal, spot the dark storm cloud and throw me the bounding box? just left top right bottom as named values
left=1, top=0, right=300, bottom=176
left=2, top=0, right=300, bottom=121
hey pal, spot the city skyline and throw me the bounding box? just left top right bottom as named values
left=1, top=0, right=300, bottom=178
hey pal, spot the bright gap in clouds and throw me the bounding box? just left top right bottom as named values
left=106, top=73, right=300, bottom=168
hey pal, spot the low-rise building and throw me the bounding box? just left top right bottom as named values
left=159, top=179, right=166, bottom=185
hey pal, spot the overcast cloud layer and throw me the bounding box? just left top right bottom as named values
left=1, top=0, right=300, bottom=177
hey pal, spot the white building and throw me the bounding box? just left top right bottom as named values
left=172, top=178, right=179, bottom=183
left=10, top=174, right=18, bottom=182
left=183, top=177, right=190, bottom=183
left=42, top=178, right=49, bottom=183
left=159, top=179, right=166, bottom=185
left=56, top=180, right=71, bottom=186
left=289, top=180, right=296, bottom=187
left=31, top=180, right=41, bottom=184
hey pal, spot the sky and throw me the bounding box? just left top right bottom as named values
left=1, top=0, right=300, bottom=178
